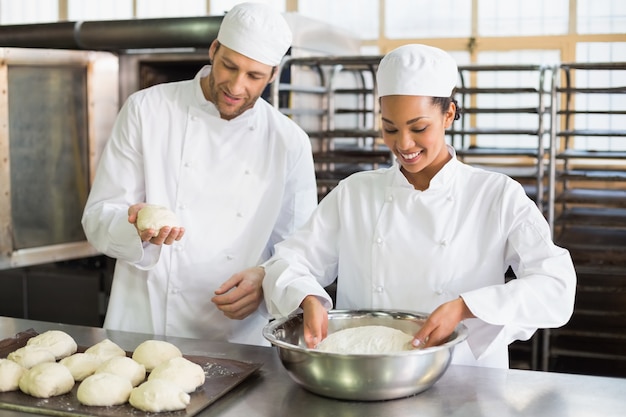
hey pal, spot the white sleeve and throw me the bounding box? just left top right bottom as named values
left=461, top=181, right=577, bottom=360
left=262, top=125, right=318, bottom=261
left=81, top=95, right=161, bottom=269
left=262, top=188, right=343, bottom=318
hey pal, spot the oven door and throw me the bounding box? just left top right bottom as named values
left=0, top=47, right=118, bottom=269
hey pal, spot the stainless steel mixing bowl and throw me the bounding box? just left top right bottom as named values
left=263, top=309, right=468, bottom=401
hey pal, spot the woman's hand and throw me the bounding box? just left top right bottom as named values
left=412, top=297, right=474, bottom=348
left=212, top=266, right=265, bottom=320
left=301, top=295, right=328, bottom=348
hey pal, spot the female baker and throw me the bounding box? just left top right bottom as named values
left=261, top=44, right=576, bottom=368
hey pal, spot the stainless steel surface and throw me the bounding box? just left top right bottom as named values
left=1, top=317, right=625, bottom=417
left=0, top=17, right=223, bottom=51
left=263, top=310, right=467, bottom=400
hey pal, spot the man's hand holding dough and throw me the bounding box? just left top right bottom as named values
left=128, top=203, right=185, bottom=245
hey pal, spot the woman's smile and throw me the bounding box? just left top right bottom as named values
left=400, top=150, right=423, bottom=162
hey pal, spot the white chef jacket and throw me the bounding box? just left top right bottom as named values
left=263, top=146, right=576, bottom=367
left=82, top=66, right=317, bottom=345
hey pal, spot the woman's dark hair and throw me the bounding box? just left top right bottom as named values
left=432, top=88, right=462, bottom=121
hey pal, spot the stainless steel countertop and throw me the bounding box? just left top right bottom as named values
left=1, top=317, right=625, bottom=417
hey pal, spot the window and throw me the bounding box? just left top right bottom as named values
left=478, top=0, right=569, bottom=36
left=68, top=0, right=132, bottom=21
left=571, top=42, right=626, bottom=151
left=298, top=0, right=378, bottom=40
left=0, top=0, right=57, bottom=24
left=137, top=0, right=206, bottom=18
left=209, top=0, right=285, bottom=15
left=472, top=50, right=560, bottom=149
left=385, top=0, right=471, bottom=39
left=577, top=0, right=626, bottom=34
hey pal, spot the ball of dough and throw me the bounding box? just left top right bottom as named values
left=316, top=325, right=414, bottom=354
left=59, top=353, right=102, bottom=382
left=77, top=373, right=133, bottom=407
left=129, top=379, right=190, bottom=413
left=19, top=362, right=75, bottom=398
left=0, top=358, right=26, bottom=392
left=26, top=330, right=77, bottom=360
left=131, top=340, right=182, bottom=372
left=95, top=356, right=146, bottom=387
left=7, top=346, right=56, bottom=369
left=84, top=338, right=127, bottom=362
left=136, top=205, right=180, bottom=232
left=148, top=357, right=205, bottom=393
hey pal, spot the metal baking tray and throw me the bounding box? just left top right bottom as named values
left=0, top=329, right=261, bottom=417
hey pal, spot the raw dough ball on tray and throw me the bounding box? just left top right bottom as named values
left=148, top=356, right=205, bottom=393
left=7, top=346, right=56, bottom=369
left=136, top=205, right=180, bottom=232
left=0, top=358, right=26, bottom=392
left=26, top=330, right=77, bottom=360
left=77, top=373, right=133, bottom=407
left=132, top=340, right=182, bottom=372
left=129, top=379, right=190, bottom=413
left=59, top=353, right=102, bottom=382
left=316, top=325, right=414, bottom=354
left=84, top=338, right=126, bottom=362
left=19, top=362, right=75, bottom=398
left=95, top=356, right=146, bottom=387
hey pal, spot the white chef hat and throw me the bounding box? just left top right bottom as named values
left=376, top=44, right=458, bottom=98
left=216, top=2, right=292, bottom=66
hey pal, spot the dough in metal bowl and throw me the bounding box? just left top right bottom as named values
left=316, top=325, right=414, bottom=354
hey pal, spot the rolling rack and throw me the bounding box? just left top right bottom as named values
left=450, top=64, right=554, bottom=211
left=271, top=55, right=391, bottom=201
left=548, top=62, right=626, bottom=377
left=450, top=64, right=555, bottom=371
